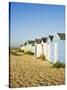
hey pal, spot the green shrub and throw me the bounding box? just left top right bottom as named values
left=52, top=62, right=65, bottom=68
left=17, top=49, right=24, bottom=53
left=25, top=51, right=34, bottom=55
left=40, top=54, right=46, bottom=60
left=11, top=52, right=18, bottom=55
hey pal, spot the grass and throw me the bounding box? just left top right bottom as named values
left=24, top=51, right=34, bottom=55
left=11, top=51, right=19, bottom=56
left=17, top=49, right=24, bottom=53
left=52, top=62, right=65, bottom=68
left=10, top=50, right=22, bottom=56
left=10, top=47, right=24, bottom=56
left=40, top=54, right=46, bottom=60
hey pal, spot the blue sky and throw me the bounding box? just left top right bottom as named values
left=10, top=2, right=65, bottom=47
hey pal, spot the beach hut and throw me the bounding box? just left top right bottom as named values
left=47, top=33, right=65, bottom=63
left=21, top=40, right=35, bottom=53
left=20, top=44, right=25, bottom=52
left=53, top=33, right=65, bottom=63
left=35, top=39, right=42, bottom=58
left=47, top=35, right=55, bottom=63
left=20, top=42, right=27, bottom=52
left=41, top=37, right=48, bottom=60
left=23, top=42, right=28, bottom=53
left=27, top=40, right=35, bottom=53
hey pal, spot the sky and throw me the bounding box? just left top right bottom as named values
left=10, top=2, right=65, bottom=47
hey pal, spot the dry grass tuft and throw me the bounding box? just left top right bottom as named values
left=52, top=62, right=65, bottom=68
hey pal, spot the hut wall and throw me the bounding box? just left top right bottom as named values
left=35, top=44, right=42, bottom=58
left=57, top=40, right=65, bottom=63
left=43, top=43, right=48, bottom=60
left=47, top=43, right=55, bottom=63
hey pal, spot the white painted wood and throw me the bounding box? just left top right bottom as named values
left=54, top=43, right=58, bottom=63
left=43, top=43, right=48, bottom=60
left=35, top=44, right=42, bottom=58
left=30, top=45, right=35, bottom=53
left=47, top=44, right=51, bottom=62
left=21, top=46, right=24, bottom=51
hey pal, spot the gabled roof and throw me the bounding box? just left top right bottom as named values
left=49, top=35, right=54, bottom=42
left=35, top=39, right=41, bottom=44
left=24, top=42, right=27, bottom=45
left=28, top=40, right=35, bottom=44
left=41, top=37, right=48, bottom=43
left=21, top=44, right=23, bottom=47
left=57, top=33, right=65, bottom=40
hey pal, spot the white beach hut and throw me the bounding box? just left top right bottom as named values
left=47, top=35, right=55, bottom=63
left=41, top=37, right=48, bottom=60
left=47, top=33, right=65, bottom=63
left=35, top=39, right=42, bottom=58
left=23, top=42, right=28, bottom=52
left=20, top=44, right=24, bottom=52
left=53, top=33, right=65, bottom=63
left=20, top=42, right=27, bottom=53
left=21, top=40, right=35, bottom=54
left=27, top=40, right=35, bottom=53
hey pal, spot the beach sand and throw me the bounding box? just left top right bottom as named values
left=9, top=54, right=65, bottom=88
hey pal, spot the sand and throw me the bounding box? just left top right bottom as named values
left=9, top=54, right=65, bottom=88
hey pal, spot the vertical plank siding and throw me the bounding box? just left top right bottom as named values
left=20, top=33, right=65, bottom=63
left=36, top=44, right=42, bottom=58
left=54, top=43, right=58, bottom=63
left=47, top=44, right=51, bottom=62
left=47, top=44, right=55, bottom=63
left=57, top=40, right=65, bottom=63
left=43, top=43, right=48, bottom=60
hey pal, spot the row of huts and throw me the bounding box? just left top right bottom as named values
left=20, top=33, right=65, bottom=63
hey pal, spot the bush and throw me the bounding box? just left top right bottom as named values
left=17, top=49, right=24, bottom=53
left=10, top=51, right=20, bottom=56
left=40, top=54, right=46, bottom=60
left=52, top=62, right=65, bottom=68
left=11, top=52, right=19, bottom=56
left=25, top=51, right=34, bottom=55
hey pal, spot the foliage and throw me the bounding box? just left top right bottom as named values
left=25, top=51, right=34, bottom=55
left=11, top=51, right=19, bottom=56
left=17, top=49, right=24, bottom=53
left=52, top=62, right=65, bottom=68
left=40, top=54, right=46, bottom=60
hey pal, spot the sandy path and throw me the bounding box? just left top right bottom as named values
left=9, top=54, right=65, bottom=88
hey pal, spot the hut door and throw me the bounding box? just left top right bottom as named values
left=50, top=44, right=54, bottom=62
left=35, top=45, right=37, bottom=57
left=54, top=43, right=58, bottom=63
left=42, top=44, right=44, bottom=55
left=47, top=44, right=50, bottom=61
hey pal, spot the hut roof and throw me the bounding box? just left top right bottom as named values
left=21, top=44, right=23, bottom=47
left=57, top=33, right=65, bottom=40
left=28, top=40, right=35, bottom=44
left=35, top=39, right=41, bottom=44
left=24, top=42, right=27, bottom=45
left=49, top=35, right=54, bottom=42
left=41, top=37, right=48, bottom=43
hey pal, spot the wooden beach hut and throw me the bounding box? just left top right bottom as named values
left=27, top=40, right=35, bottom=53
left=21, top=40, right=35, bottom=54
left=47, top=33, right=65, bottom=63
left=20, top=44, right=25, bottom=52
left=20, top=42, right=27, bottom=52
left=41, top=37, right=48, bottom=60
left=35, top=39, right=42, bottom=58
left=47, top=35, right=55, bottom=63
left=53, top=33, right=65, bottom=63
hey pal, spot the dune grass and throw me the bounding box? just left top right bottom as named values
left=40, top=54, right=46, bottom=60
left=24, top=51, right=34, bottom=55
left=52, top=62, right=65, bottom=68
